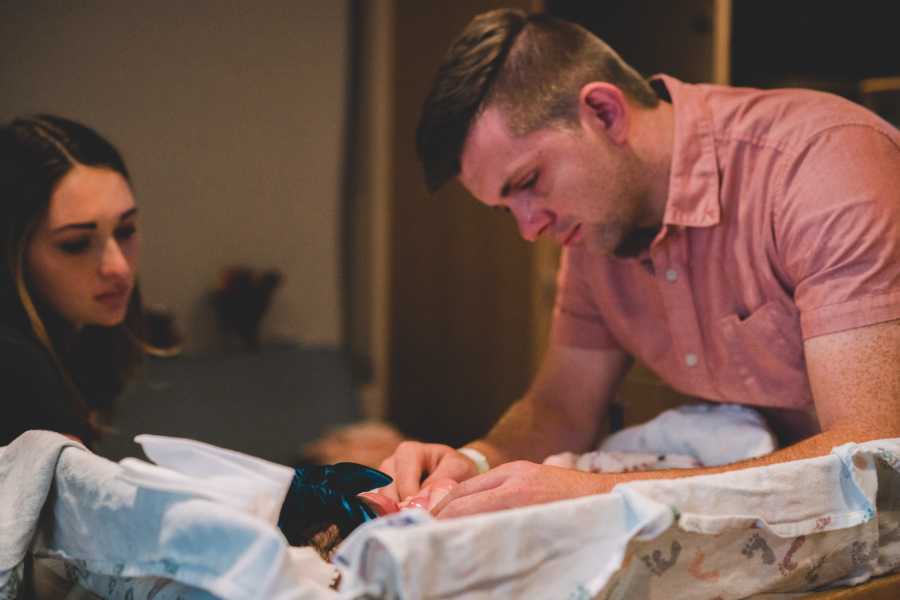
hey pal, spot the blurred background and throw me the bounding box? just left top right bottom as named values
left=2, top=0, right=896, bottom=464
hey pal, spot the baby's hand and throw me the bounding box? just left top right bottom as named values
left=358, top=491, right=400, bottom=516
left=398, top=478, right=459, bottom=512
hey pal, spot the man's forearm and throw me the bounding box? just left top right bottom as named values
left=459, top=344, right=627, bottom=474
left=586, top=426, right=894, bottom=493
left=465, top=396, right=601, bottom=468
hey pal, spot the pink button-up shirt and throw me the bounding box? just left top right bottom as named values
left=552, top=75, right=900, bottom=410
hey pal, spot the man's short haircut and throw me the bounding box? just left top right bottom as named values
left=416, top=9, right=659, bottom=193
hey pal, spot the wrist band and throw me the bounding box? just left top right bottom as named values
left=458, top=447, right=490, bottom=474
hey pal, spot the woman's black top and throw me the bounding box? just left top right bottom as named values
left=0, top=322, right=93, bottom=446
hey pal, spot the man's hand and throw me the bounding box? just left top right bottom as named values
left=430, top=461, right=612, bottom=518
left=377, top=344, right=628, bottom=506
left=378, top=441, right=480, bottom=502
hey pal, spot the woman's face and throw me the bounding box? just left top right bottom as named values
left=25, top=165, right=140, bottom=328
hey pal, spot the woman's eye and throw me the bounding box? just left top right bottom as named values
left=58, top=239, right=90, bottom=255
left=115, top=224, right=137, bottom=240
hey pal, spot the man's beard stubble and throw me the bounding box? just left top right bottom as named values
left=608, top=150, right=661, bottom=258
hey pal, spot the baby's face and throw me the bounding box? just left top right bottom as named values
left=359, top=477, right=459, bottom=515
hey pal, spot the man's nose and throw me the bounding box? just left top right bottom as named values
left=99, top=239, right=131, bottom=279
left=512, top=204, right=555, bottom=242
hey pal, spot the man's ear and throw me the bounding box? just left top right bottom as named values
left=578, top=83, right=629, bottom=145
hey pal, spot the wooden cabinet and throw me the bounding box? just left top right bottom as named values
left=384, top=0, right=539, bottom=445
left=731, top=1, right=899, bottom=92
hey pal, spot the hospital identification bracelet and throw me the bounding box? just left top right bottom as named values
left=458, top=447, right=490, bottom=474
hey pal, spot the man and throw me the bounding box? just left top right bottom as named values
left=379, top=9, right=900, bottom=518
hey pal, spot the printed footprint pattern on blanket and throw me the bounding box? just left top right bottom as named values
left=641, top=541, right=683, bottom=576
left=741, top=533, right=776, bottom=565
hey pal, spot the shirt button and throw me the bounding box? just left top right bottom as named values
left=665, top=268, right=678, bottom=282
left=685, top=353, right=699, bottom=367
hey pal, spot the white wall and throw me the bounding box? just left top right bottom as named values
left=0, top=1, right=347, bottom=351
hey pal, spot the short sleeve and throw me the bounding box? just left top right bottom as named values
left=0, top=333, right=89, bottom=445
left=776, top=124, right=900, bottom=339
left=550, top=248, right=620, bottom=349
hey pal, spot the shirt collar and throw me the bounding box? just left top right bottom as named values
left=653, top=74, right=722, bottom=230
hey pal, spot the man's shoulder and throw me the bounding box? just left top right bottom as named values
left=696, top=82, right=896, bottom=154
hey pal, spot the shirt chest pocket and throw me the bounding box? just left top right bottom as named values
left=717, top=301, right=813, bottom=409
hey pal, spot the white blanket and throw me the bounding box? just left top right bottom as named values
left=6, top=431, right=900, bottom=599
left=0, top=431, right=337, bottom=600
left=0, top=431, right=83, bottom=594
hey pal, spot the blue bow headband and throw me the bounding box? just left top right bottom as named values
left=277, top=462, right=392, bottom=545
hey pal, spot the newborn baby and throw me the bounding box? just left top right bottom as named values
left=317, top=478, right=458, bottom=560
left=278, top=463, right=457, bottom=560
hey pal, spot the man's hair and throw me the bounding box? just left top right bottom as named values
left=416, top=9, right=659, bottom=192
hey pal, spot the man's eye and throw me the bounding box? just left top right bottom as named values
left=521, top=172, right=538, bottom=189
left=115, top=224, right=137, bottom=240
left=58, top=239, right=90, bottom=254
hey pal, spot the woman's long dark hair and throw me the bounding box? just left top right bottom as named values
left=0, top=114, right=146, bottom=439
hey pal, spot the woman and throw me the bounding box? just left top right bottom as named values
left=0, top=115, right=148, bottom=447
